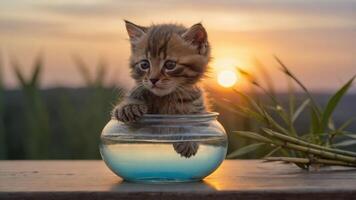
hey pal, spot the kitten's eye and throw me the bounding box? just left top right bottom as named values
left=139, top=60, right=150, bottom=71
left=164, top=60, right=176, bottom=70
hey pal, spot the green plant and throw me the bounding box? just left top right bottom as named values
left=0, top=51, right=6, bottom=159
left=58, top=55, right=123, bottom=158
left=11, top=54, right=50, bottom=159
left=227, top=57, right=356, bottom=169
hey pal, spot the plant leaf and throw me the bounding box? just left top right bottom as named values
left=233, top=89, right=263, bottom=114
left=259, top=106, right=289, bottom=135
left=320, top=76, right=355, bottom=132
left=266, top=104, right=290, bottom=127
left=213, top=99, right=245, bottom=116
left=227, top=143, right=265, bottom=158
left=333, top=139, right=356, bottom=147
left=0, top=50, right=3, bottom=89
left=264, top=146, right=282, bottom=158
left=287, top=78, right=295, bottom=117
left=337, top=118, right=356, bottom=132
left=95, top=58, right=107, bottom=87
left=234, top=131, right=272, bottom=143
left=30, top=54, right=43, bottom=87
left=254, top=58, right=275, bottom=96
left=328, top=119, right=336, bottom=131
left=310, top=106, right=321, bottom=135
left=274, top=55, right=321, bottom=116
left=344, top=133, right=356, bottom=140
left=72, top=55, right=93, bottom=86
left=11, top=59, right=26, bottom=86
left=237, top=106, right=265, bottom=123
left=292, top=99, right=310, bottom=122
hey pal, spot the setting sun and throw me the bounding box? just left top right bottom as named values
left=217, top=70, right=238, bottom=88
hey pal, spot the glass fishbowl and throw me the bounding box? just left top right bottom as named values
left=100, top=112, right=227, bottom=183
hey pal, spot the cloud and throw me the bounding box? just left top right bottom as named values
left=0, top=18, right=63, bottom=33
left=199, top=0, right=356, bottom=16
left=1, top=0, right=355, bottom=42
left=31, top=0, right=356, bottom=33
left=35, top=1, right=166, bottom=18
left=0, top=17, right=122, bottom=42
left=36, top=0, right=356, bottom=20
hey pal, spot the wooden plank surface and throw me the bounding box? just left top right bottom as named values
left=1, top=160, right=356, bottom=200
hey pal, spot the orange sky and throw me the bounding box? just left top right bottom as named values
left=0, top=0, right=355, bottom=92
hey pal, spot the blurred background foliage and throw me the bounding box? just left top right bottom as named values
left=0, top=54, right=355, bottom=160
left=1, top=54, right=121, bottom=159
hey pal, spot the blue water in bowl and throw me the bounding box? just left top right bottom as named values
left=100, top=136, right=227, bottom=183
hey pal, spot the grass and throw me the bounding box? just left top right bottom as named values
left=11, top=54, right=51, bottom=159
left=2, top=54, right=122, bottom=159
left=0, top=51, right=6, bottom=159
left=227, top=56, right=356, bottom=169
left=69, top=55, right=123, bottom=157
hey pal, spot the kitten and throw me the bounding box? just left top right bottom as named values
left=113, top=20, right=211, bottom=157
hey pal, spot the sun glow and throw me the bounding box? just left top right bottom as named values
left=212, top=57, right=240, bottom=88
left=217, top=70, right=238, bottom=88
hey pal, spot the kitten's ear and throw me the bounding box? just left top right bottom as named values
left=182, top=23, right=207, bottom=48
left=124, top=20, right=147, bottom=42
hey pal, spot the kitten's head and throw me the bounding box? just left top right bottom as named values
left=125, top=20, right=210, bottom=96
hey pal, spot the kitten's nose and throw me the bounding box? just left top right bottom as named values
left=150, top=78, right=159, bottom=85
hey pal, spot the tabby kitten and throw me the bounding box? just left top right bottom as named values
left=113, top=20, right=211, bottom=157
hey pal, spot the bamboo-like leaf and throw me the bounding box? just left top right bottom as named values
left=234, top=90, right=281, bottom=128
left=328, top=119, right=336, bottom=131
left=333, top=140, right=356, bottom=147
left=227, top=143, right=266, bottom=158
left=263, top=146, right=282, bottom=158
left=237, top=106, right=266, bottom=123
left=320, top=76, right=355, bottom=132
left=292, top=99, right=310, bottom=122
left=343, top=133, right=356, bottom=140
left=233, top=131, right=272, bottom=143
left=263, top=128, right=356, bottom=156
left=254, top=58, right=275, bottom=96
left=237, top=68, right=259, bottom=87
left=238, top=67, right=280, bottom=108
left=214, top=99, right=246, bottom=116
left=233, top=89, right=263, bottom=114
left=310, top=106, right=321, bottom=135
left=337, top=118, right=356, bottom=132
left=259, top=106, right=289, bottom=135
left=266, top=104, right=290, bottom=126
left=238, top=59, right=295, bottom=136
left=274, top=55, right=321, bottom=116
left=287, top=78, right=295, bottom=118
left=227, top=57, right=356, bottom=169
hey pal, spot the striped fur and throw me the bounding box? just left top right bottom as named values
left=113, top=21, right=211, bottom=157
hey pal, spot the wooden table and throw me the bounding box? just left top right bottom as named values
left=0, top=160, right=356, bottom=200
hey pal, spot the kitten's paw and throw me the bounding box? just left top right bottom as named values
left=113, top=104, right=148, bottom=123
left=173, top=142, right=199, bottom=158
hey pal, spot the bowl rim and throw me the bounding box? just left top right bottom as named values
left=141, top=112, right=219, bottom=119
left=110, top=112, right=219, bottom=123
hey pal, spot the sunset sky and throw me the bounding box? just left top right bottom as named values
left=0, top=0, right=355, bottom=91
